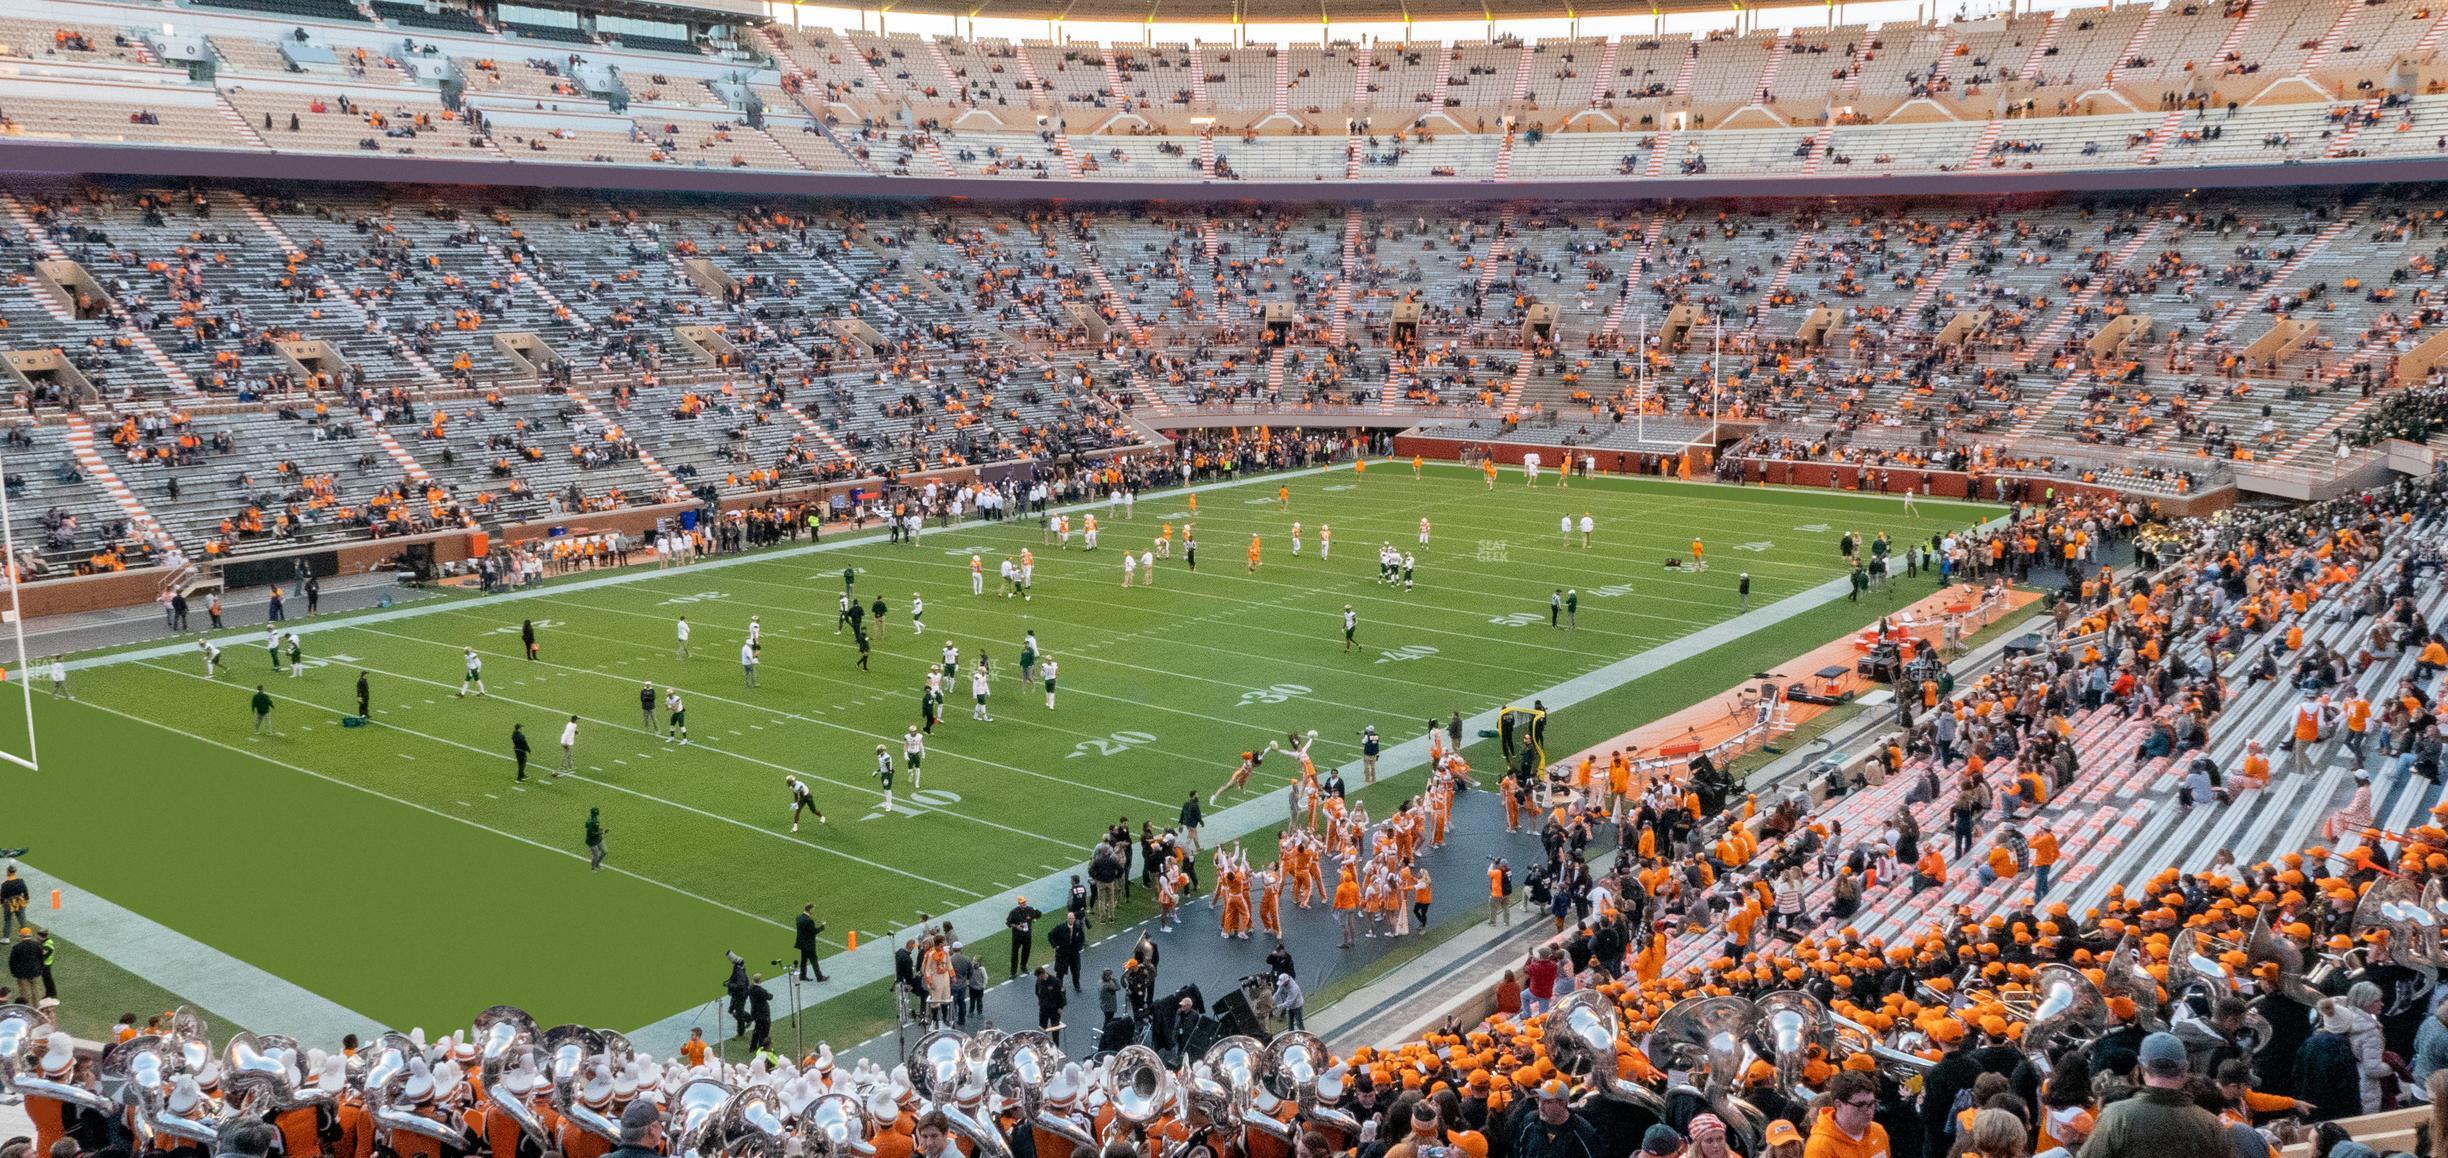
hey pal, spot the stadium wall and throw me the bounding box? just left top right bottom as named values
left=12, top=139, right=2448, bottom=204
left=1391, top=434, right=2240, bottom=515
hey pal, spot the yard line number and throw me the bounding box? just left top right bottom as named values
left=1068, top=731, right=1158, bottom=759
left=1236, top=684, right=1311, bottom=707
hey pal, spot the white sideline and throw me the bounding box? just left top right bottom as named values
left=9, top=862, right=384, bottom=1044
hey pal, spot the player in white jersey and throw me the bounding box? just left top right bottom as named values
left=788, top=775, right=825, bottom=831
left=1041, top=658, right=1059, bottom=709
left=747, top=615, right=762, bottom=655
left=971, top=555, right=985, bottom=595
left=910, top=593, right=925, bottom=635
left=1290, top=522, right=1303, bottom=557
left=460, top=648, right=486, bottom=696
left=664, top=688, right=688, bottom=743
left=675, top=615, right=692, bottom=659
left=199, top=638, right=224, bottom=677
left=903, top=726, right=926, bottom=789
left=1402, top=553, right=1417, bottom=592
left=971, top=667, right=993, bottom=721
left=1418, top=517, right=1431, bottom=546
left=1318, top=525, right=1331, bottom=560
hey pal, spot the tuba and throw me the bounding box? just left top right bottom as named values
left=1261, top=1031, right=1355, bottom=1135
left=2021, top=963, right=2109, bottom=1058
left=669, top=1076, right=738, bottom=1158
left=994, top=1031, right=1094, bottom=1152
left=715, top=1083, right=794, bottom=1158
left=104, top=1035, right=219, bottom=1148
left=224, top=1031, right=311, bottom=1117
left=365, top=1034, right=472, bottom=1150
left=1750, top=992, right=1829, bottom=1101
left=474, top=1006, right=550, bottom=1147
left=2102, top=937, right=2165, bottom=1032
left=542, top=1024, right=622, bottom=1145
left=0, top=1004, right=112, bottom=1115
left=1648, top=996, right=1767, bottom=1148
left=2246, top=914, right=2325, bottom=1006
left=908, top=1029, right=1013, bottom=1158
left=1102, top=1044, right=1175, bottom=1142
left=1202, top=1035, right=1281, bottom=1143
left=800, top=1091, right=879, bottom=1158
left=2356, top=878, right=2444, bottom=988
left=1544, top=990, right=1664, bottom=1110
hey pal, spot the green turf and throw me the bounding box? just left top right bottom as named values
left=9, top=466, right=1999, bottom=1035
left=36, top=932, right=251, bottom=1043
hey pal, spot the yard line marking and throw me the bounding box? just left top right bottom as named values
left=484, top=793, right=500, bottom=799
left=399, top=753, right=415, bottom=761
left=56, top=693, right=801, bottom=935
left=455, top=800, right=473, bottom=807
left=130, top=660, right=975, bottom=908
left=356, top=621, right=1180, bottom=813
left=62, top=464, right=1356, bottom=678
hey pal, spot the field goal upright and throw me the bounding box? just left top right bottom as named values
left=0, top=466, right=40, bottom=772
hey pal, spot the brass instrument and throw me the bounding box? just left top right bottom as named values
left=1261, top=1032, right=1355, bottom=1135
left=1649, top=996, right=1767, bottom=1148
left=1828, top=1012, right=1938, bottom=1083
left=364, top=1034, right=472, bottom=1150
left=994, top=1030, right=1095, bottom=1152
left=1202, top=1035, right=1285, bottom=1143
left=2102, top=938, right=2165, bottom=1032
left=908, top=1029, right=1012, bottom=1158
left=1545, top=990, right=1664, bottom=1111
left=542, top=1024, right=622, bottom=1145
left=2021, top=964, right=2109, bottom=1058
left=670, top=1076, right=738, bottom=1158
left=1101, top=1043, right=1174, bottom=1141
left=1751, top=992, right=1828, bottom=1101
left=0, top=1004, right=112, bottom=1115
left=474, top=1006, right=550, bottom=1147
left=713, top=1083, right=794, bottom=1158
left=799, top=1091, right=879, bottom=1158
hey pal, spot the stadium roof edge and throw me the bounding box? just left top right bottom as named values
left=1, top=139, right=2439, bottom=203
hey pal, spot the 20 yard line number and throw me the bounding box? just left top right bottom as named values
left=1068, top=731, right=1158, bottom=758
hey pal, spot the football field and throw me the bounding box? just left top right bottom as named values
left=8, top=464, right=2000, bottom=1036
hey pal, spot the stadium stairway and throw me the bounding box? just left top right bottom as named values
left=2018, top=12, right=2065, bottom=83
left=368, top=423, right=437, bottom=485
left=2012, top=216, right=2176, bottom=377
left=0, top=190, right=190, bottom=396
left=232, top=194, right=446, bottom=385
left=2182, top=203, right=2367, bottom=363
left=60, top=414, right=181, bottom=553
